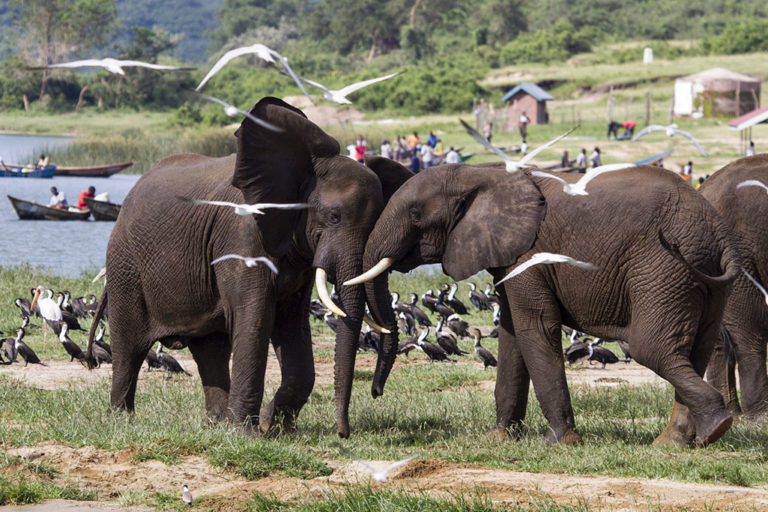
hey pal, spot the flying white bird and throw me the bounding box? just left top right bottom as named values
left=195, top=43, right=312, bottom=101
left=339, top=447, right=419, bottom=482
left=44, top=58, right=185, bottom=76
left=301, top=72, right=400, bottom=104
left=211, top=254, right=278, bottom=275
left=496, top=253, right=599, bottom=286
left=631, top=124, right=708, bottom=157
left=460, top=120, right=576, bottom=173
left=531, top=164, right=633, bottom=196
left=197, top=93, right=282, bottom=132
left=742, top=269, right=768, bottom=307
left=736, top=179, right=768, bottom=194
left=180, top=198, right=309, bottom=216
left=181, top=484, right=193, bottom=506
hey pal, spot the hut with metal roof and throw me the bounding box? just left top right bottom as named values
left=673, top=68, right=760, bottom=118
left=501, top=82, right=553, bottom=131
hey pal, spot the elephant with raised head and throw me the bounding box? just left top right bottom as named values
left=88, top=98, right=411, bottom=437
left=350, top=161, right=740, bottom=447
left=700, top=154, right=768, bottom=419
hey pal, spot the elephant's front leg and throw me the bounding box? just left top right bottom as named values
left=509, top=287, right=580, bottom=445
left=260, top=281, right=315, bottom=433
left=492, top=283, right=530, bottom=439
left=227, top=290, right=276, bottom=429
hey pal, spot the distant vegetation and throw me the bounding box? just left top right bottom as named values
left=1, top=0, right=768, bottom=118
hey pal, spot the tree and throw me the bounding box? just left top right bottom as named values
left=10, top=0, right=117, bottom=99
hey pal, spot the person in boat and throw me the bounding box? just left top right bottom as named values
left=48, top=187, right=68, bottom=209
left=36, top=154, right=49, bottom=169
left=77, top=186, right=96, bottom=209
left=0, top=155, right=7, bottom=171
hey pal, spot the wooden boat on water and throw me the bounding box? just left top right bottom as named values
left=7, top=195, right=90, bottom=221
left=83, top=197, right=120, bottom=221
left=0, top=165, right=56, bottom=178
left=54, top=161, right=133, bottom=177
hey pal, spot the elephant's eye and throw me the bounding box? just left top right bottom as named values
left=409, top=207, right=422, bottom=223
left=327, top=209, right=341, bottom=226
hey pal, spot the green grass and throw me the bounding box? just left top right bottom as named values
left=0, top=454, right=94, bottom=505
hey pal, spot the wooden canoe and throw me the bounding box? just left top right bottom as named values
left=83, top=197, right=120, bottom=221
left=7, top=195, right=91, bottom=221
left=0, top=165, right=56, bottom=178
left=54, top=161, right=133, bottom=177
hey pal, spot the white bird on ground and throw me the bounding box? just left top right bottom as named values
left=339, top=447, right=419, bottom=482
left=736, top=180, right=768, bottom=194
left=496, top=253, right=599, bottom=286
left=742, top=269, right=768, bottom=307
left=198, top=93, right=282, bottom=132
left=460, top=119, right=576, bottom=173
left=531, top=164, right=633, bottom=196
left=631, top=124, right=708, bottom=157
left=180, top=198, right=309, bottom=216
left=30, top=286, right=62, bottom=343
left=181, top=484, right=193, bottom=506
left=301, top=72, right=400, bottom=104
left=211, top=254, right=278, bottom=275
left=44, top=58, right=184, bottom=76
left=195, top=43, right=312, bottom=102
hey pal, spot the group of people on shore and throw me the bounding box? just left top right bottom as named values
left=351, top=129, right=463, bottom=173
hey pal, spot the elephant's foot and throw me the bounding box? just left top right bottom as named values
left=725, top=399, right=743, bottom=417
left=693, top=410, right=733, bottom=447
left=652, top=426, right=694, bottom=447
left=258, top=402, right=299, bottom=435
left=486, top=423, right=524, bottom=441
left=741, top=402, right=768, bottom=423
left=544, top=427, right=582, bottom=446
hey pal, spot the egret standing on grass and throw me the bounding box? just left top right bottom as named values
left=460, top=120, right=576, bottom=173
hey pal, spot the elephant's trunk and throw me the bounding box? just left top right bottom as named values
left=365, top=268, right=399, bottom=398
left=329, top=263, right=365, bottom=438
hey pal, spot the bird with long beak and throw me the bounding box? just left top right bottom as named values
left=30, top=286, right=62, bottom=346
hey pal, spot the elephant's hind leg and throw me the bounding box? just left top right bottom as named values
left=189, top=333, right=231, bottom=422
left=260, top=283, right=315, bottom=433
left=108, top=294, right=153, bottom=412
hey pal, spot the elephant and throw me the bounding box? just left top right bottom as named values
left=349, top=161, right=740, bottom=447
left=86, top=97, right=412, bottom=438
left=700, top=154, right=768, bottom=419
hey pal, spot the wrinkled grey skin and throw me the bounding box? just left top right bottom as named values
left=361, top=161, right=739, bottom=447
left=90, top=98, right=408, bottom=438
left=701, top=154, right=768, bottom=420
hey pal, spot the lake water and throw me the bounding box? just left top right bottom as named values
left=0, top=133, right=74, bottom=165
left=0, top=173, right=141, bottom=277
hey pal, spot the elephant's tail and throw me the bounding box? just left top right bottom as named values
left=657, top=229, right=740, bottom=287
left=85, top=289, right=108, bottom=370
left=720, top=325, right=736, bottom=367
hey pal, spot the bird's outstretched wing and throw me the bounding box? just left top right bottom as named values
left=519, top=126, right=578, bottom=166
left=382, top=455, right=420, bottom=474
left=196, top=44, right=273, bottom=91
left=252, top=202, right=310, bottom=210
left=633, top=147, right=675, bottom=166
left=497, top=252, right=598, bottom=285
left=211, top=254, right=246, bottom=265
left=737, top=179, right=768, bottom=193
left=580, top=163, right=634, bottom=184
left=530, top=170, right=567, bottom=186
left=48, top=59, right=106, bottom=69
left=196, top=93, right=283, bottom=132
left=459, top=119, right=517, bottom=171
left=338, top=447, right=377, bottom=473
left=198, top=93, right=229, bottom=109
left=301, top=77, right=331, bottom=94
left=180, top=198, right=241, bottom=208
left=743, top=269, right=768, bottom=305
left=337, top=72, right=400, bottom=96
left=630, top=125, right=666, bottom=142
left=673, top=128, right=708, bottom=157
left=268, top=49, right=314, bottom=104
left=118, top=60, right=181, bottom=70
left=210, top=254, right=278, bottom=274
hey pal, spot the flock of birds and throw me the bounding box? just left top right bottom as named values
left=1, top=286, right=190, bottom=376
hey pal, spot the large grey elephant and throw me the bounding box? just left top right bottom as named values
left=87, top=98, right=411, bottom=437
left=700, top=154, right=768, bottom=419
left=350, top=161, right=740, bottom=447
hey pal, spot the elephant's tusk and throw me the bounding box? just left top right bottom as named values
left=315, top=268, right=347, bottom=317
left=364, top=313, right=391, bottom=334
left=343, top=257, right=394, bottom=286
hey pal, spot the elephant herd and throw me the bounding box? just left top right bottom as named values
left=87, top=97, right=768, bottom=448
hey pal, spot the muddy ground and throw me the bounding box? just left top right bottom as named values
left=5, top=349, right=768, bottom=511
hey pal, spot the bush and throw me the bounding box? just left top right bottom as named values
left=499, top=20, right=596, bottom=65
left=703, top=19, right=768, bottom=55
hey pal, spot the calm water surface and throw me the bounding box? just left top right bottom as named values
left=0, top=133, right=73, bottom=164
left=1, top=174, right=141, bottom=276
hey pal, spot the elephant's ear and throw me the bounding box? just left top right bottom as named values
left=364, top=155, right=414, bottom=202
left=442, top=169, right=545, bottom=281
left=232, top=97, right=340, bottom=257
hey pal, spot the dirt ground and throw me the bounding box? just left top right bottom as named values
left=6, top=351, right=766, bottom=511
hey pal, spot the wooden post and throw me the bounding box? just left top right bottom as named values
left=645, top=91, right=651, bottom=126
left=22, top=94, right=29, bottom=112
left=606, top=85, right=614, bottom=122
